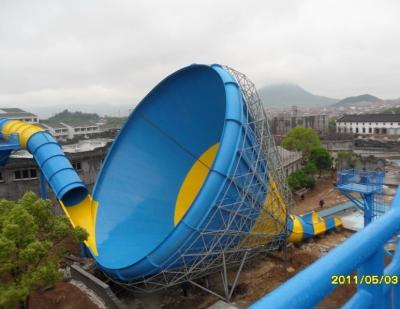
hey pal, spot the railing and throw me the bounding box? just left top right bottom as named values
left=250, top=188, right=400, bottom=309
left=337, top=169, right=384, bottom=193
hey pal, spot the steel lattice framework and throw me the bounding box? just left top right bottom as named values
left=104, top=66, right=293, bottom=300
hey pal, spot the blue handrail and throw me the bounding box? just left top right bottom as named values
left=250, top=188, right=400, bottom=309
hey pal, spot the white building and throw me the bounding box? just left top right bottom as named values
left=40, top=121, right=101, bottom=141
left=336, top=114, right=400, bottom=136
left=40, top=121, right=69, bottom=141
left=0, top=108, right=39, bottom=123
left=60, top=121, right=100, bottom=139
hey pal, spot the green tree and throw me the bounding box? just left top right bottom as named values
left=0, top=193, right=88, bottom=308
left=309, top=147, right=332, bottom=175
left=336, top=151, right=358, bottom=170
left=303, top=161, right=318, bottom=175
left=328, top=118, right=337, bottom=134
left=47, top=109, right=100, bottom=125
left=282, top=127, right=321, bottom=157
left=287, top=170, right=316, bottom=190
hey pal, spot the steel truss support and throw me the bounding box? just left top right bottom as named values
left=104, top=65, right=293, bottom=298
left=188, top=250, right=249, bottom=302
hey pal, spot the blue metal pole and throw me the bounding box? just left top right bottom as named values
left=342, top=290, right=373, bottom=309
left=357, top=246, right=385, bottom=308
left=250, top=206, right=400, bottom=308
left=363, top=193, right=374, bottom=226
left=251, top=189, right=400, bottom=308
left=39, top=170, right=48, bottom=199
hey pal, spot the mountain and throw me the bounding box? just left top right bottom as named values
left=258, top=84, right=338, bottom=108
left=46, top=109, right=100, bottom=124
left=332, top=94, right=383, bottom=107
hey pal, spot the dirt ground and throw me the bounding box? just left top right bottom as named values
left=125, top=229, right=355, bottom=309
left=293, top=177, right=348, bottom=215
left=29, top=282, right=99, bottom=309
left=32, top=179, right=356, bottom=309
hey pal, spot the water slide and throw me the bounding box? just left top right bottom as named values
left=0, top=64, right=341, bottom=282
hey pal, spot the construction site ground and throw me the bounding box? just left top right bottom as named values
left=30, top=176, right=357, bottom=309
left=123, top=177, right=356, bottom=309
left=122, top=229, right=354, bottom=309
left=293, top=176, right=348, bottom=215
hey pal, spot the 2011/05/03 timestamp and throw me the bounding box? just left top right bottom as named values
left=332, top=275, right=399, bottom=285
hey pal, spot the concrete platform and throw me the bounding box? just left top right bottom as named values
left=207, top=300, right=239, bottom=309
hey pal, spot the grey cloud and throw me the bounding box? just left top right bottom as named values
left=1, top=0, right=400, bottom=116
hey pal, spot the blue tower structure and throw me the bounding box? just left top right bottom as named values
left=336, top=169, right=385, bottom=226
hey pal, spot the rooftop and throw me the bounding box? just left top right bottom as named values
left=337, top=114, right=400, bottom=123
left=40, top=121, right=68, bottom=129
left=277, top=146, right=302, bottom=166
left=10, top=138, right=113, bottom=159
left=0, top=108, right=37, bottom=119
left=61, top=120, right=99, bottom=127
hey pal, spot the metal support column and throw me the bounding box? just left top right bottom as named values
left=39, top=170, right=48, bottom=199
left=363, top=193, right=374, bottom=226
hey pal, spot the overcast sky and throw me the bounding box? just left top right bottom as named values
left=1, top=0, right=400, bottom=116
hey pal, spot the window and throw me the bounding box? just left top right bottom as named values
left=369, top=128, right=372, bottom=133
left=22, top=170, right=29, bottom=178
left=362, top=128, right=366, bottom=133
left=391, top=123, right=393, bottom=126
left=0, top=171, right=3, bottom=182
left=382, top=128, right=387, bottom=134
left=14, top=169, right=37, bottom=180
left=72, top=162, right=82, bottom=171
left=355, top=128, right=359, bottom=133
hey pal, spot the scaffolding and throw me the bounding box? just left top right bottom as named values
left=337, top=169, right=385, bottom=225
left=103, top=66, right=293, bottom=300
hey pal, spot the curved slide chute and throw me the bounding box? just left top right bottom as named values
left=0, top=118, right=98, bottom=255
left=0, top=64, right=341, bottom=282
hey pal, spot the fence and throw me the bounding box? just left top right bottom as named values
left=250, top=188, right=400, bottom=308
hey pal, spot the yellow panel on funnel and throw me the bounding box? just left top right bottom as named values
left=240, top=176, right=287, bottom=248
left=174, top=143, right=219, bottom=225
left=60, top=195, right=99, bottom=256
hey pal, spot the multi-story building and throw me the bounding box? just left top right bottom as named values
left=61, top=121, right=100, bottom=139
left=277, top=146, right=303, bottom=177
left=271, top=113, right=329, bottom=139
left=0, top=108, right=39, bottom=123
left=40, top=120, right=102, bottom=141
left=336, top=114, right=400, bottom=136
left=0, top=139, right=112, bottom=213
left=40, top=121, right=69, bottom=141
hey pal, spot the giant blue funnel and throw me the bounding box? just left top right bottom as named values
left=91, top=64, right=282, bottom=280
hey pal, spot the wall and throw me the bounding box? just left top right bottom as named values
left=337, top=121, right=400, bottom=135
left=0, top=143, right=111, bottom=213
left=272, top=114, right=329, bottom=137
